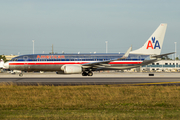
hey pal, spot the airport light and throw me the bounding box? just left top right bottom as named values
left=105, top=41, right=108, bottom=53
left=32, top=40, right=35, bottom=54
left=175, top=42, right=176, bottom=68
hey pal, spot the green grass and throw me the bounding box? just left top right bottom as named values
left=0, top=84, right=180, bottom=119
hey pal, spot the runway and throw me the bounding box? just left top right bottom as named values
left=0, top=77, right=180, bottom=86
left=1, top=72, right=180, bottom=86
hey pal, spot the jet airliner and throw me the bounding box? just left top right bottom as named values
left=3, top=23, right=173, bottom=76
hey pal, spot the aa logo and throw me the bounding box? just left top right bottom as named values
left=146, top=37, right=161, bottom=49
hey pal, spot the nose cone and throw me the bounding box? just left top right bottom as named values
left=4, top=62, right=9, bottom=69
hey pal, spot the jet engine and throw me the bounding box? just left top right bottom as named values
left=61, top=65, right=82, bottom=74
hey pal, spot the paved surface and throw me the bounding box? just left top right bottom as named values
left=1, top=72, right=180, bottom=86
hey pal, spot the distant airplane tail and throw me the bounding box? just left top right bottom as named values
left=0, top=59, right=4, bottom=69
left=130, top=23, right=167, bottom=55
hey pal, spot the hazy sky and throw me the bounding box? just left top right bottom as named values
left=0, top=0, right=180, bottom=57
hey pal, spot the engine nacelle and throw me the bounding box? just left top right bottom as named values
left=61, top=65, right=82, bottom=74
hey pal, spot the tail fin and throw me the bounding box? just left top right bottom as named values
left=0, top=59, right=4, bottom=69
left=130, top=23, right=167, bottom=55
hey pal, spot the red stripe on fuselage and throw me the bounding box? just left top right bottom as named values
left=9, top=61, right=142, bottom=66
left=109, top=62, right=141, bottom=64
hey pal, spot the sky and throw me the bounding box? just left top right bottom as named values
left=0, top=0, right=180, bottom=58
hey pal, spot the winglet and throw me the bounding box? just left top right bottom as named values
left=122, top=47, right=132, bottom=58
left=116, top=47, right=132, bottom=60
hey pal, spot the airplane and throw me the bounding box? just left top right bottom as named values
left=3, top=23, right=174, bottom=76
left=0, top=59, right=5, bottom=69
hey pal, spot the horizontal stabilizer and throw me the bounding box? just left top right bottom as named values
left=151, top=52, right=175, bottom=58
left=140, top=52, right=175, bottom=66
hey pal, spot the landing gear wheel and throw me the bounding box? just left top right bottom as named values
left=19, top=73, right=23, bottom=77
left=88, top=72, right=93, bottom=76
left=82, top=72, right=87, bottom=76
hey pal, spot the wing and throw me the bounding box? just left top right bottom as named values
left=82, top=47, right=132, bottom=67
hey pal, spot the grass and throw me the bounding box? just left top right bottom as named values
left=0, top=83, right=180, bottom=119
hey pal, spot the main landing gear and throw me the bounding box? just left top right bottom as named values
left=82, top=71, right=93, bottom=76
left=19, top=73, right=23, bottom=77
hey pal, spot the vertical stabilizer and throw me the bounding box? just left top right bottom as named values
left=130, top=23, right=167, bottom=55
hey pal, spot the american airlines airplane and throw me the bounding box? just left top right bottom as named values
left=3, top=23, right=173, bottom=76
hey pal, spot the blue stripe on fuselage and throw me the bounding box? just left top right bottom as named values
left=9, top=53, right=149, bottom=62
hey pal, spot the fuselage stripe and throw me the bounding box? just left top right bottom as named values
left=9, top=61, right=143, bottom=66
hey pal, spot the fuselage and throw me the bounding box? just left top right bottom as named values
left=6, top=53, right=149, bottom=71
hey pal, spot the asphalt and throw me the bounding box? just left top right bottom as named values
left=1, top=72, right=180, bottom=86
